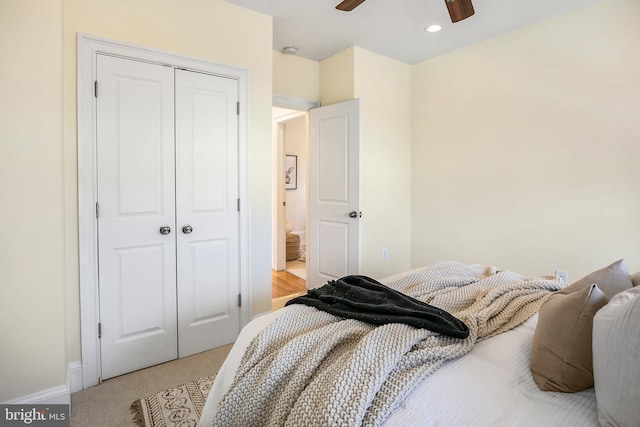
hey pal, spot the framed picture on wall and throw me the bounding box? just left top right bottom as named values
left=285, top=155, right=297, bottom=190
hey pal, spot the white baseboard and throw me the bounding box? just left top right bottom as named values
left=2, top=361, right=83, bottom=406
left=4, top=385, right=70, bottom=405
left=68, top=361, right=83, bottom=394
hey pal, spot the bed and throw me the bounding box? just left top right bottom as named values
left=199, top=260, right=640, bottom=427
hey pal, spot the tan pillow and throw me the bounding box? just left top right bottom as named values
left=632, top=271, right=640, bottom=287
left=560, top=259, right=632, bottom=299
left=593, top=287, right=640, bottom=426
left=530, top=284, right=609, bottom=392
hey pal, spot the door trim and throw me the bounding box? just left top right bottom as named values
left=273, top=94, right=320, bottom=111
left=77, top=33, right=251, bottom=389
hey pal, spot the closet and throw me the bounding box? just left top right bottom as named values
left=95, top=54, right=240, bottom=380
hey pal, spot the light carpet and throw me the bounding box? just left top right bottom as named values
left=131, top=375, right=215, bottom=427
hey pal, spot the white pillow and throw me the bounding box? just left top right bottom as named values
left=592, top=286, right=640, bottom=427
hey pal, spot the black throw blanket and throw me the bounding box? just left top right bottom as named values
left=285, top=275, right=469, bottom=339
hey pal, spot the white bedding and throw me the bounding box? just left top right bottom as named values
left=199, top=266, right=598, bottom=427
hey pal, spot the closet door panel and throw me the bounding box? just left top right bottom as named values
left=96, top=54, right=177, bottom=380
left=175, top=69, right=241, bottom=357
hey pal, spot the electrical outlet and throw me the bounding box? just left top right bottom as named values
left=382, top=248, right=389, bottom=260
left=555, top=270, right=568, bottom=285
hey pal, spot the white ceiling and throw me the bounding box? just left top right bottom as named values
left=224, top=0, right=599, bottom=64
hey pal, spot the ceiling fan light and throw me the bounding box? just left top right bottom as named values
left=425, top=24, right=442, bottom=33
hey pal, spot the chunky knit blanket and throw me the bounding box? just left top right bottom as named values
left=211, top=262, right=562, bottom=427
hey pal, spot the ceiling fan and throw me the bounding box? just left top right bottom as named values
left=335, top=0, right=475, bottom=23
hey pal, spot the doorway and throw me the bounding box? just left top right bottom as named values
left=272, top=107, right=309, bottom=308
left=271, top=97, right=361, bottom=303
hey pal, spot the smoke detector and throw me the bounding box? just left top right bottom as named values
left=282, top=46, right=298, bottom=55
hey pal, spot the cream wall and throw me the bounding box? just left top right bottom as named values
left=411, top=0, right=640, bottom=279
left=320, top=47, right=355, bottom=105
left=353, top=48, right=413, bottom=278
left=0, top=0, right=67, bottom=402
left=273, top=51, right=320, bottom=102
left=0, top=0, right=273, bottom=402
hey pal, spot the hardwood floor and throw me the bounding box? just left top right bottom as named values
left=272, top=269, right=306, bottom=298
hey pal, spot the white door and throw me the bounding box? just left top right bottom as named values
left=175, top=69, right=240, bottom=357
left=97, top=55, right=240, bottom=379
left=308, top=100, right=360, bottom=288
left=97, top=55, right=178, bottom=379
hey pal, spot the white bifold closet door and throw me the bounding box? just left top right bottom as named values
left=96, top=54, right=240, bottom=380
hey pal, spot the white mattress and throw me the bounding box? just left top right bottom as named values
left=199, top=268, right=598, bottom=426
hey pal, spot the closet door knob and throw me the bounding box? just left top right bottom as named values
left=159, top=225, right=171, bottom=235
left=182, top=225, right=193, bottom=234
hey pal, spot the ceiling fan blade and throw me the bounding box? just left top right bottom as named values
left=445, top=0, right=475, bottom=23
left=336, top=0, right=367, bottom=12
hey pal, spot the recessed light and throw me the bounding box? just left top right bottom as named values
left=425, top=24, right=442, bottom=33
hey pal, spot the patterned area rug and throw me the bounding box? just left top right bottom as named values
left=131, top=375, right=215, bottom=427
